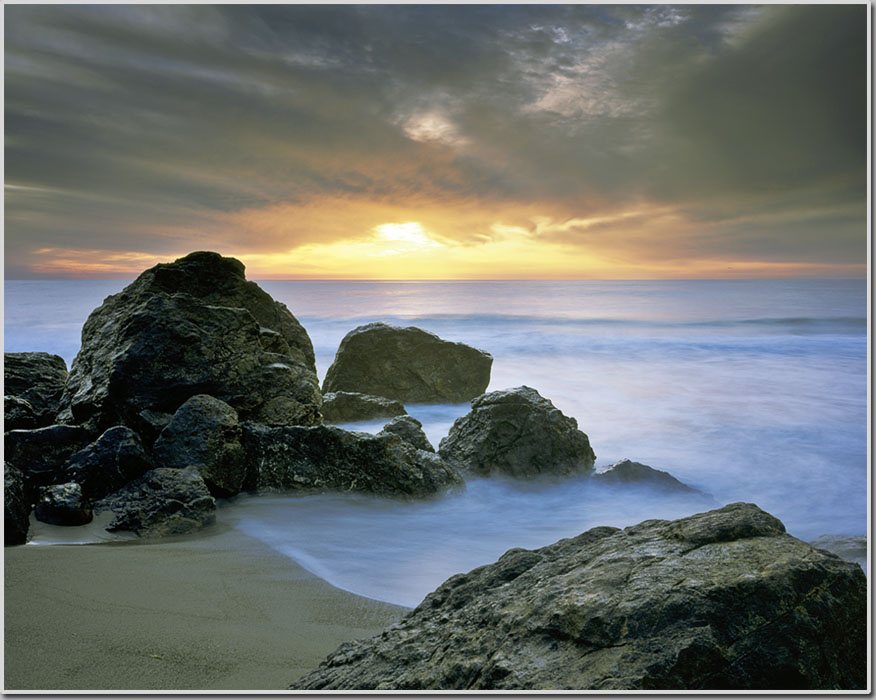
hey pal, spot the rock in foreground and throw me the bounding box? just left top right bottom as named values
left=439, top=386, right=595, bottom=478
left=4, top=352, right=68, bottom=426
left=4, top=465, right=30, bottom=545
left=379, top=415, right=434, bottom=452
left=323, top=323, right=492, bottom=403
left=292, top=503, right=866, bottom=691
left=321, top=392, right=407, bottom=423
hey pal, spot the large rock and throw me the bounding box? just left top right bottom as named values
left=4, top=395, right=38, bottom=431
left=4, top=465, right=30, bottom=545
left=62, top=426, right=152, bottom=500
left=439, top=387, right=595, bottom=478
left=321, top=392, right=407, bottom=423
left=60, top=251, right=320, bottom=432
left=242, top=424, right=462, bottom=498
left=292, top=503, right=867, bottom=691
left=323, top=323, right=492, bottom=403
left=379, top=415, right=434, bottom=452
left=592, top=459, right=701, bottom=494
left=34, top=482, right=92, bottom=526
left=4, top=352, right=68, bottom=426
left=5, top=424, right=94, bottom=491
left=94, top=467, right=216, bottom=538
left=152, top=395, right=245, bottom=497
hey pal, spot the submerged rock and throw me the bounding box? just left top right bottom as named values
left=4, top=352, right=68, bottom=426
left=439, top=386, right=595, bottom=478
left=62, top=425, right=152, bottom=501
left=321, top=392, right=407, bottom=423
left=242, top=424, right=462, bottom=498
left=5, top=424, right=94, bottom=490
left=592, top=459, right=701, bottom=494
left=323, top=323, right=492, bottom=403
left=379, top=415, right=434, bottom=452
left=95, top=467, right=215, bottom=538
left=34, top=482, right=92, bottom=526
left=292, top=503, right=867, bottom=691
left=4, top=465, right=30, bottom=546
left=61, top=251, right=321, bottom=431
left=152, top=395, right=245, bottom=497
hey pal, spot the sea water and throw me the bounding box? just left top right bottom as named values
left=5, top=279, right=868, bottom=606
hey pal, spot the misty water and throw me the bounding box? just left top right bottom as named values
left=6, top=278, right=867, bottom=607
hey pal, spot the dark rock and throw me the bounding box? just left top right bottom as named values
left=379, top=415, right=434, bottom=452
left=242, top=423, right=462, bottom=498
left=133, top=409, right=173, bottom=446
left=4, top=352, right=68, bottom=426
left=94, top=467, right=216, bottom=538
left=292, top=503, right=867, bottom=691
left=61, top=251, right=320, bottom=431
left=4, top=465, right=30, bottom=545
left=153, top=395, right=245, bottom=497
left=810, top=535, right=867, bottom=569
left=62, top=426, right=152, bottom=500
left=592, top=459, right=702, bottom=494
left=322, top=392, right=407, bottom=423
left=4, top=395, right=38, bottom=430
left=439, top=386, right=595, bottom=479
left=5, top=424, right=93, bottom=491
left=34, top=482, right=92, bottom=526
left=323, top=323, right=492, bottom=403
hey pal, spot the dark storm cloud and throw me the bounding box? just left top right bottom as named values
left=4, top=4, right=867, bottom=275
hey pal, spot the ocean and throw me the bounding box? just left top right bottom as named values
left=5, top=278, right=868, bottom=607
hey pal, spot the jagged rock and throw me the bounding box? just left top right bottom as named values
left=34, top=482, right=92, bottom=526
left=810, top=535, right=867, bottom=569
left=242, top=424, right=462, bottom=498
left=292, top=503, right=867, bottom=691
left=4, top=352, right=68, bottom=426
left=439, top=386, right=595, bottom=479
left=4, top=465, right=30, bottom=545
left=60, top=251, right=321, bottom=432
left=379, top=415, right=434, bottom=452
left=592, top=459, right=701, bottom=494
left=94, top=468, right=216, bottom=538
left=321, top=392, right=407, bottom=423
left=152, top=395, right=245, bottom=497
left=62, top=426, right=152, bottom=500
left=323, top=323, right=492, bottom=403
left=133, top=409, right=173, bottom=446
left=4, top=395, right=38, bottom=430
left=5, top=424, right=94, bottom=491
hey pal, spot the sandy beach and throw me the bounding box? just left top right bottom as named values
left=4, top=525, right=406, bottom=691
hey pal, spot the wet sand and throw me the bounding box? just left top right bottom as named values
left=4, top=527, right=406, bottom=691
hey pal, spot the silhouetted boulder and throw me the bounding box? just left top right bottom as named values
left=242, top=424, right=462, bottom=498
left=5, top=424, right=93, bottom=491
left=322, top=392, right=407, bottom=423
left=4, top=352, right=68, bottom=426
left=34, top=482, right=92, bottom=526
left=292, top=503, right=866, bottom=691
left=62, top=426, right=152, bottom=500
left=4, top=465, right=30, bottom=546
left=379, top=415, right=434, bottom=452
left=95, top=467, right=215, bottom=538
left=439, top=387, right=595, bottom=478
left=152, top=395, right=245, bottom=497
left=592, top=459, right=702, bottom=494
left=323, top=323, right=492, bottom=403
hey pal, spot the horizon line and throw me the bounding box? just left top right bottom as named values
left=4, top=275, right=868, bottom=283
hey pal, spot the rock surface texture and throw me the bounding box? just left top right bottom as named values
left=439, top=386, right=595, bottom=478
left=95, top=468, right=216, bottom=537
left=323, top=323, right=492, bottom=403
left=62, top=426, right=152, bottom=500
left=321, top=392, right=407, bottom=423
left=379, top=415, right=434, bottom=452
left=60, top=251, right=320, bottom=431
left=243, top=424, right=461, bottom=497
left=292, top=503, right=867, bottom=691
left=4, top=465, right=30, bottom=545
left=5, top=424, right=94, bottom=490
left=152, top=395, right=245, bottom=497
left=4, top=352, right=68, bottom=426
left=34, top=482, right=92, bottom=526
left=593, top=459, right=701, bottom=494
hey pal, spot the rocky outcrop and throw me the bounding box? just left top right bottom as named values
left=94, top=468, right=215, bottom=538
left=4, top=465, right=30, bottom=545
left=439, top=387, right=595, bottom=479
left=4, top=395, right=38, bottom=431
left=62, top=426, right=152, bottom=501
left=5, top=424, right=93, bottom=490
left=321, top=392, right=407, bottom=423
left=4, top=352, right=68, bottom=426
left=242, top=424, right=462, bottom=498
left=292, top=503, right=867, bottom=691
left=34, top=482, right=92, bottom=526
left=60, top=251, right=320, bottom=432
left=379, top=415, right=434, bottom=452
left=152, top=395, right=245, bottom=497
left=323, top=323, right=492, bottom=403
left=592, top=459, right=701, bottom=494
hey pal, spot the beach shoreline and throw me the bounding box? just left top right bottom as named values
left=4, top=525, right=406, bottom=691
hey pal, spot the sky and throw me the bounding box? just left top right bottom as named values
left=4, top=3, right=868, bottom=279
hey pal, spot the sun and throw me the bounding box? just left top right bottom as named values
left=372, top=222, right=444, bottom=255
